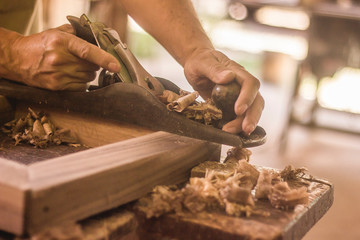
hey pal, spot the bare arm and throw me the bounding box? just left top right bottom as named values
left=120, top=0, right=264, bottom=134
left=120, top=0, right=212, bottom=66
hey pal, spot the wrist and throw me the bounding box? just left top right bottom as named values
left=0, top=28, right=24, bottom=80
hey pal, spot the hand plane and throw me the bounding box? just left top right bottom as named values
left=0, top=14, right=266, bottom=148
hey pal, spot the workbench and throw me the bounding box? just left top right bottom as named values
left=0, top=95, right=333, bottom=239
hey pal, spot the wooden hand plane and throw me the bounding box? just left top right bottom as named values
left=0, top=14, right=266, bottom=148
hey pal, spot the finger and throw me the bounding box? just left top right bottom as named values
left=67, top=59, right=100, bottom=72
left=66, top=35, right=120, bottom=73
left=242, top=93, right=264, bottom=135
left=56, top=24, right=75, bottom=34
left=60, top=76, right=91, bottom=91
left=233, top=70, right=260, bottom=116
left=64, top=82, right=89, bottom=91
left=64, top=71, right=97, bottom=83
left=222, top=115, right=245, bottom=134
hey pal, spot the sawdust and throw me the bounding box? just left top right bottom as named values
left=137, top=147, right=311, bottom=219
left=1, top=107, right=79, bottom=148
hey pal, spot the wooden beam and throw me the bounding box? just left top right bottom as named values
left=25, top=132, right=220, bottom=234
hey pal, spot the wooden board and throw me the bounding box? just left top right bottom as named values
left=0, top=103, right=221, bottom=235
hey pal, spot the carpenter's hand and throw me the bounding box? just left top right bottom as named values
left=8, top=24, right=120, bottom=91
left=184, top=48, right=264, bottom=135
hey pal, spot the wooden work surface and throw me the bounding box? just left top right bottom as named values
left=0, top=172, right=333, bottom=240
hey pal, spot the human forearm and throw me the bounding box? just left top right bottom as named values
left=120, top=0, right=213, bottom=66
left=0, top=27, right=23, bottom=81
left=120, top=0, right=264, bottom=134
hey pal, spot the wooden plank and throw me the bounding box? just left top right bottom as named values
left=0, top=158, right=28, bottom=235
left=25, top=132, right=220, bottom=234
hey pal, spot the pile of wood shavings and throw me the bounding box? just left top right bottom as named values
left=1, top=107, right=79, bottom=148
left=137, top=147, right=311, bottom=219
left=158, top=90, right=222, bottom=126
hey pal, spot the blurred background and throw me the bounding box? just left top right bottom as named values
left=28, top=0, right=360, bottom=239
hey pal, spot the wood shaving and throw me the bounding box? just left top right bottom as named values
left=254, top=169, right=273, bottom=200
left=159, top=90, right=222, bottom=126
left=268, top=182, right=309, bottom=210
left=138, top=146, right=312, bottom=219
left=235, top=160, right=259, bottom=189
left=158, top=90, right=181, bottom=104
left=1, top=107, right=79, bottom=148
left=167, top=91, right=199, bottom=112
left=137, top=159, right=264, bottom=219
left=224, top=147, right=252, bottom=163
left=280, top=165, right=308, bottom=181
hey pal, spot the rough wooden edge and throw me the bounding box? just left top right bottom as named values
left=0, top=158, right=29, bottom=235
left=283, top=180, right=334, bottom=240
left=25, top=132, right=220, bottom=234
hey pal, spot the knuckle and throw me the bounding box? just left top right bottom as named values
left=45, top=52, right=62, bottom=65
left=43, top=30, right=65, bottom=47
left=77, top=45, right=91, bottom=60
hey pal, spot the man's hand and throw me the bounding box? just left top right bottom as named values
left=184, top=48, right=264, bottom=135
left=2, top=24, right=120, bottom=91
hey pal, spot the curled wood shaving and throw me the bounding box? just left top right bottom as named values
left=224, top=147, right=252, bottom=163
left=167, top=91, right=199, bottom=112
left=159, top=90, right=222, bottom=126
left=1, top=107, right=79, bottom=148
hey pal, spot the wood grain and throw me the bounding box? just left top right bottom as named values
left=1, top=103, right=220, bottom=235
left=15, top=103, right=154, bottom=148
left=24, top=131, right=220, bottom=234
left=0, top=158, right=28, bottom=235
